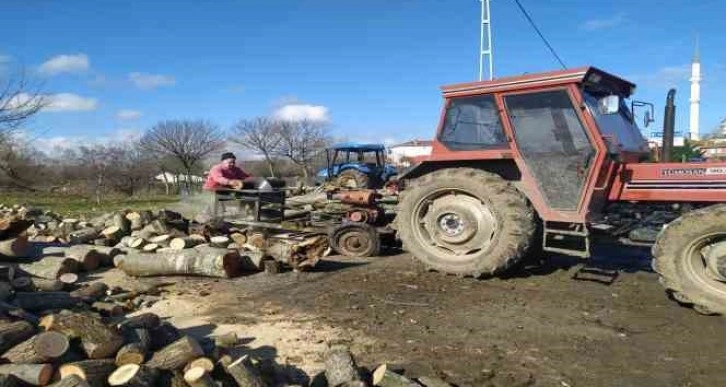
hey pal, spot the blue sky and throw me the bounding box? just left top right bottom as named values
left=1, top=0, right=724, bottom=152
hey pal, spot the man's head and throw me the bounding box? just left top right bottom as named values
left=220, top=152, right=236, bottom=169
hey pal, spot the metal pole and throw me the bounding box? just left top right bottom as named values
left=479, top=0, right=493, bottom=81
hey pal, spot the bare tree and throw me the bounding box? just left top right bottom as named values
left=274, top=119, right=331, bottom=179
left=140, top=120, right=224, bottom=192
left=0, top=69, right=46, bottom=137
left=230, top=117, right=282, bottom=177
left=77, top=145, right=116, bottom=204
left=107, top=143, right=158, bottom=196
left=0, top=136, right=47, bottom=191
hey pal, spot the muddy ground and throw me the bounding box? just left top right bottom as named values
left=98, top=244, right=726, bottom=387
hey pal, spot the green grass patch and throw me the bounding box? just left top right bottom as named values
left=0, top=193, right=180, bottom=218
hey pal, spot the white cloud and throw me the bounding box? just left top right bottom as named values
left=116, top=109, right=142, bottom=121
left=44, top=93, right=98, bottom=112
left=630, top=64, right=691, bottom=87
left=32, top=128, right=143, bottom=155
left=273, top=103, right=330, bottom=122
left=128, top=72, right=176, bottom=90
left=581, top=14, right=626, bottom=31
left=39, top=54, right=90, bottom=75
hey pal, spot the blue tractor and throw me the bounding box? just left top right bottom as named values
left=317, top=143, right=397, bottom=189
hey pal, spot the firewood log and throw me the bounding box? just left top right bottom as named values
left=126, top=213, right=144, bottom=232
left=0, top=364, right=53, bottom=386
left=128, top=238, right=146, bottom=249
left=115, top=343, right=147, bottom=366
left=12, top=292, right=82, bottom=311
left=416, top=376, right=452, bottom=387
left=146, top=336, right=204, bottom=370
left=116, top=249, right=242, bottom=278
left=19, top=257, right=79, bottom=279
left=2, top=331, right=69, bottom=363
left=59, top=273, right=79, bottom=286
left=149, top=235, right=171, bottom=246
left=147, top=220, right=168, bottom=235
left=157, top=371, right=187, bottom=387
left=102, top=226, right=126, bottom=242
left=0, top=320, right=36, bottom=355
left=141, top=244, right=159, bottom=253
left=169, top=237, right=202, bottom=250
left=183, top=358, right=214, bottom=374
left=59, top=359, right=116, bottom=387
left=48, top=374, right=91, bottom=387
left=42, top=246, right=68, bottom=258
left=208, top=236, right=230, bottom=248
left=0, top=374, right=23, bottom=387
left=372, top=364, right=418, bottom=387
left=183, top=367, right=215, bottom=387
left=31, top=278, right=64, bottom=292
left=325, top=345, right=360, bottom=387
left=69, top=228, right=100, bottom=245
left=113, top=213, right=131, bottom=234
left=70, top=283, right=109, bottom=302
left=0, top=236, right=30, bottom=259
left=212, top=332, right=238, bottom=349
left=108, top=364, right=158, bottom=387
left=224, top=355, right=266, bottom=387
left=65, top=245, right=102, bottom=271
left=0, top=217, right=33, bottom=240
left=92, top=238, right=114, bottom=247
left=40, top=312, right=124, bottom=359
left=229, top=233, right=247, bottom=246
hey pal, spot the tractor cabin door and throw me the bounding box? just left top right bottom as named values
left=502, top=88, right=599, bottom=219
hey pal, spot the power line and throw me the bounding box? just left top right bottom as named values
left=511, top=0, right=567, bottom=69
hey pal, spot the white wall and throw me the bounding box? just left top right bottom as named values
left=389, top=145, right=432, bottom=165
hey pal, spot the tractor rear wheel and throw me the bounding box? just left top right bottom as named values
left=653, top=204, right=726, bottom=315
left=396, top=168, right=535, bottom=277
left=337, top=169, right=371, bottom=189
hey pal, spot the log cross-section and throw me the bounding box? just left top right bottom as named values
left=40, top=312, right=124, bottom=359
left=145, top=336, right=204, bottom=371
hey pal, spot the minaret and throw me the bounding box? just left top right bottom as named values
left=689, top=38, right=701, bottom=141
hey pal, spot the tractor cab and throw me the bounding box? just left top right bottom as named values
left=317, top=142, right=397, bottom=189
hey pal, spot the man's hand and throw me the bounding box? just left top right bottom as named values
left=229, top=179, right=243, bottom=189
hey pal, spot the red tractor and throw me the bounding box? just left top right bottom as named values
left=395, top=67, right=726, bottom=314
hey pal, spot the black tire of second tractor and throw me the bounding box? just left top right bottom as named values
left=396, top=168, right=536, bottom=277
left=336, top=169, right=371, bottom=189
left=652, top=204, right=726, bottom=315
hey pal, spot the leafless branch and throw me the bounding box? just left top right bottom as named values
left=230, top=117, right=283, bottom=177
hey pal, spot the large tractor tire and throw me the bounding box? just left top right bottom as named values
left=652, top=204, right=726, bottom=315
left=336, top=169, right=371, bottom=189
left=395, top=168, right=535, bottom=277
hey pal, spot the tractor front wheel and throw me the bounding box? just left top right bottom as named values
left=653, top=205, right=726, bottom=315
left=396, top=168, right=535, bottom=277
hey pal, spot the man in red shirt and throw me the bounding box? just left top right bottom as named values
left=197, top=152, right=251, bottom=223
left=203, top=152, right=250, bottom=191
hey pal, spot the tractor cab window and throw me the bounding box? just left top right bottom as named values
left=439, top=95, right=507, bottom=150
left=583, top=91, right=648, bottom=153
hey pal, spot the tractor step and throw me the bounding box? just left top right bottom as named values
left=543, top=222, right=591, bottom=258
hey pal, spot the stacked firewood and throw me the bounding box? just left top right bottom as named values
left=0, top=206, right=328, bottom=275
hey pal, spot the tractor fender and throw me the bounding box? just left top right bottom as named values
left=398, top=159, right=521, bottom=183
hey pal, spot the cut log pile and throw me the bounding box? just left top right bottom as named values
left=0, top=205, right=329, bottom=279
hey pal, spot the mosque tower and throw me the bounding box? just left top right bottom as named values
left=689, top=39, right=701, bottom=141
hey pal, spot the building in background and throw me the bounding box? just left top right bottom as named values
left=388, top=139, right=432, bottom=166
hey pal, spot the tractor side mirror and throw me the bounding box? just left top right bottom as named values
left=644, top=111, right=654, bottom=128
left=632, top=100, right=655, bottom=128
left=597, top=95, right=620, bottom=115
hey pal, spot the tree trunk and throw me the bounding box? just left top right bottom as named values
left=2, top=331, right=69, bottom=364
left=145, top=336, right=204, bottom=371
left=19, top=257, right=79, bottom=279
left=40, top=312, right=124, bottom=359
left=108, top=364, right=158, bottom=387
left=263, top=154, right=276, bottom=178
left=115, top=249, right=242, bottom=278
left=0, top=364, right=53, bottom=386
left=183, top=368, right=215, bottom=387
left=265, top=234, right=328, bottom=270
left=59, top=359, right=116, bottom=387
left=12, top=292, right=82, bottom=311
left=0, top=236, right=30, bottom=259
left=225, top=356, right=266, bottom=387
left=325, top=345, right=360, bottom=387
left=47, top=374, right=91, bottom=387
left=0, top=320, right=36, bottom=355
left=65, top=245, right=102, bottom=271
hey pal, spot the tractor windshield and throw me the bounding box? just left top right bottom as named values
left=583, top=90, right=648, bottom=153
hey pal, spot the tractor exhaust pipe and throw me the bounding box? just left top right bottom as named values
left=661, top=88, right=676, bottom=163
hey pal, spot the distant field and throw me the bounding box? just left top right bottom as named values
left=0, top=192, right=180, bottom=218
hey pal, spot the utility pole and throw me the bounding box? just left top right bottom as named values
left=479, top=0, right=494, bottom=81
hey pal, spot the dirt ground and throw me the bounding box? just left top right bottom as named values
left=97, top=243, right=726, bottom=387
